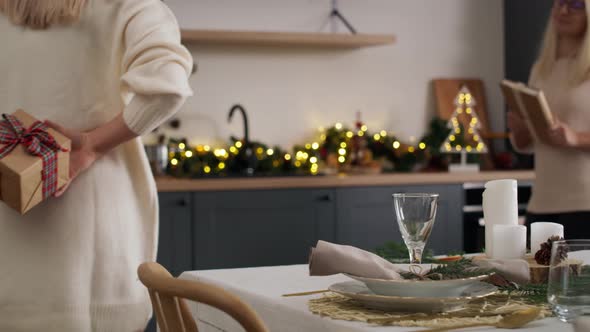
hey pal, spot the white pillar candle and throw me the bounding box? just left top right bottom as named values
left=491, top=225, right=527, bottom=259
left=483, top=179, right=519, bottom=257
left=530, top=222, right=564, bottom=254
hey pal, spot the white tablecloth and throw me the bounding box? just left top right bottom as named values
left=180, top=265, right=573, bottom=332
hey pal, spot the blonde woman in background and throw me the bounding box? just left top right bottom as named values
left=0, top=0, right=192, bottom=331
left=509, top=0, right=590, bottom=239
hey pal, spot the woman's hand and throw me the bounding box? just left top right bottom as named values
left=547, top=119, right=580, bottom=149
left=507, top=111, right=533, bottom=150
left=44, top=113, right=137, bottom=197
left=45, top=121, right=103, bottom=197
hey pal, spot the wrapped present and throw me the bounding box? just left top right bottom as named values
left=0, top=110, right=70, bottom=214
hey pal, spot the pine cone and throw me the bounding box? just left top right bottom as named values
left=534, top=235, right=566, bottom=266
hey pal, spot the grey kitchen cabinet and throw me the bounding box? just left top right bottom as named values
left=193, top=189, right=336, bottom=270
left=336, top=184, right=463, bottom=255
left=157, top=192, right=193, bottom=277
left=146, top=193, right=194, bottom=332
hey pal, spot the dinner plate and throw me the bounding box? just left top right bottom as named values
left=344, top=268, right=490, bottom=297
left=328, top=281, right=497, bottom=313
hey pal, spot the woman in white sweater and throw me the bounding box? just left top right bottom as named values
left=509, top=0, right=590, bottom=239
left=0, top=0, right=192, bottom=331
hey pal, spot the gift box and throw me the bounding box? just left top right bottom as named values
left=0, top=110, right=70, bottom=214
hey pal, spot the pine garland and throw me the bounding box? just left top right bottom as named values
left=399, top=258, right=492, bottom=281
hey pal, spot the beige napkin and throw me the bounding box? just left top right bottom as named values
left=309, top=240, right=401, bottom=279
left=472, top=256, right=530, bottom=284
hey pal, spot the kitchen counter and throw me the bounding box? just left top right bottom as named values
left=155, top=170, right=535, bottom=192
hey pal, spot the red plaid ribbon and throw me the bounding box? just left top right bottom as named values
left=0, top=114, right=68, bottom=199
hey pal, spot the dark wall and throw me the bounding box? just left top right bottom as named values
left=504, top=0, right=553, bottom=167
left=504, top=0, right=553, bottom=82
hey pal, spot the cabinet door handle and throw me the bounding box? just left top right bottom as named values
left=317, top=195, right=332, bottom=202
left=177, top=198, right=188, bottom=207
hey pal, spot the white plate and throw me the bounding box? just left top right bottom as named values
left=329, top=281, right=497, bottom=313
left=344, top=271, right=490, bottom=297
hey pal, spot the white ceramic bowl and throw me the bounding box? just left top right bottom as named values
left=344, top=272, right=490, bottom=298
left=329, top=281, right=497, bottom=313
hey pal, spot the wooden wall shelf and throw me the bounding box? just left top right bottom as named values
left=180, top=29, right=396, bottom=49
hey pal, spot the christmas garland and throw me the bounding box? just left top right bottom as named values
left=163, top=117, right=453, bottom=178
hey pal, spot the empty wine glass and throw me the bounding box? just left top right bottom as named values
left=393, top=193, right=439, bottom=264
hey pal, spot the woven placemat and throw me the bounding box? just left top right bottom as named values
left=308, top=293, right=551, bottom=329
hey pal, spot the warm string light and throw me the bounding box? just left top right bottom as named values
left=167, top=121, right=432, bottom=177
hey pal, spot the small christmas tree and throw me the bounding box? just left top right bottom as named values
left=440, top=85, right=488, bottom=172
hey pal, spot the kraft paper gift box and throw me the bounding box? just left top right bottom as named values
left=0, top=110, right=70, bottom=214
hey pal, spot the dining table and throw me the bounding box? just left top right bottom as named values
left=179, top=264, right=575, bottom=332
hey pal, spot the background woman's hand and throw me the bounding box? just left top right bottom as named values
left=45, top=121, right=103, bottom=197
left=547, top=118, right=580, bottom=149
left=507, top=111, right=533, bottom=150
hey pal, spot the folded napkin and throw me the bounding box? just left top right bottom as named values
left=308, top=241, right=531, bottom=284
left=309, top=240, right=401, bottom=279
left=472, top=256, right=530, bottom=284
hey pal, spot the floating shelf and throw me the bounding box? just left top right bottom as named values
left=180, top=29, right=396, bottom=49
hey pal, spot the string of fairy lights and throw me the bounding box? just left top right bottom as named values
left=165, top=120, right=443, bottom=178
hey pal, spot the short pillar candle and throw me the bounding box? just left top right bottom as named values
left=530, top=222, right=564, bottom=254
left=491, top=225, right=527, bottom=259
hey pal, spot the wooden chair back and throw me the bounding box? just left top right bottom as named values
left=138, top=262, right=269, bottom=332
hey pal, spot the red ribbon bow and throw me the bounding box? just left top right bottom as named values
left=0, top=114, right=69, bottom=199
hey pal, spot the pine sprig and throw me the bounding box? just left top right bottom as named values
left=399, top=258, right=492, bottom=280
left=498, top=283, right=548, bottom=305
left=374, top=241, right=436, bottom=263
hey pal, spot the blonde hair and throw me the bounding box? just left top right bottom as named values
left=535, top=5, right=590, bottom=85
left=0, top=0, right=86, bottom=30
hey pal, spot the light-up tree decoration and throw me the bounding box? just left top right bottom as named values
left=440, top=85, right=488, bottom=172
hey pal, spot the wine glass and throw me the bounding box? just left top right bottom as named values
left=393, top=193, right=439, bottom=264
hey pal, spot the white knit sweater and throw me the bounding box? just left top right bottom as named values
left=0, top=0, right=192, bottom=331
left=523, top=59, right=590, bottom=213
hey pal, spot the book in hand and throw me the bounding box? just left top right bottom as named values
left=500, top=79, right=555, bottom=144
